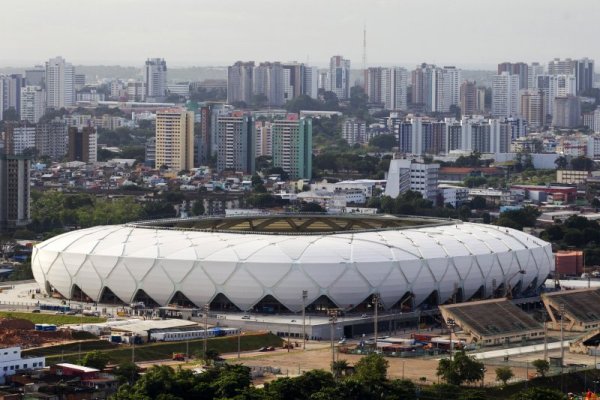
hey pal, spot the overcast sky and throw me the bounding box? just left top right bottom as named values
left=1, top=0, right=598, bottom=69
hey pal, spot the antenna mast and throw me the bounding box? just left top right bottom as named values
left=362, top=24, right=367, bottom=72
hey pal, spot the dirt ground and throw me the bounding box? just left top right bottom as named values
left=0, top=318, right=74, bottom=348
left=217, top=341, right=527, bottom=386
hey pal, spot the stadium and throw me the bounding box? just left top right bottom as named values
left=31, top=214, right=554, bottom=313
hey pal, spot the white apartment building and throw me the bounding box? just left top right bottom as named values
left=535, top=74, right=576, bottom=116
left=439, top=184, right=469, bottom=207
left=144, top=58, right=167, bottom=102
left=0, top=347, right=45, bottom=384
left=20, top=86, right=46, bottom=123
left=329, top=56, right=351, bottom=100
left=45, top=56, right=75, bottom=108
left=342, top=119, right=367, bottom=146
left=440, top=66, right=461, bottom=112
left=587, top=135, right=600, bottom=159
left=382, top=67, right=408, bottom=111
left=385, top=159, right=439, bottom=201
left=11, top=126, right=36, bottom=155
left=492, top=72, right=520, bottom=118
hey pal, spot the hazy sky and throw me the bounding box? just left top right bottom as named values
left=1, top=0, right=598, bottom=69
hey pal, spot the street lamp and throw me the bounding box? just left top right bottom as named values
left=446, top=318, right=456, bottom=361
left=302, top=290, right=308, bottom=351
left=372, top=293, right=380, bottom=352
left=328, top=309, right=339, bottom=371
left=481, top=367, right=487, bottom=388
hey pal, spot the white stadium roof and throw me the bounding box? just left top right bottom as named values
left=32, top=215, right=553, bottom=312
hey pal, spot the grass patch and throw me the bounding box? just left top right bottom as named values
left=0, top=311, right=105, bottom=325
left=25, top=333, right=284, bottom=366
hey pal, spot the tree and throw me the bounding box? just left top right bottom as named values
left=331, top=359, right=349, bottom=380
left=436, top=351, right=484, bottom=386
left=369, top=134, right=397, bottom=150
left=113, top=361, right=140, bottom=384
left=571, top=155, right=594, bottom=171
left=495, top=206, right=540, bottom=231
left=510, top=387, right=565, bottom=400
left=353, top=353, right=389, bottom=387
left=458, top=205, right=471, bottom=221
left=531, top=359, right=549, bottom=377
left=81, top=350, right=109, bottom=370
left=495, top=366, right=513, bottom=386
left=300, top=202, right=325, bottom=213
left=191, top=200, right=204, bottom=216
left=555, top=156, right=568, bottom=169
left=470, top=196, right=487, bottom=210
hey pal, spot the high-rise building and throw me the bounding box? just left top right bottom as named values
left=302, top=66, right=318, bottom=98
left=36, top=120, right=68, bottom=160
left=68, top=126, right=97, bottom=163
left=342, top=118, right=367, bottom=146
left=385, top=159, right=439, bottom=201
left=282, top=63, right=314, bottom=101
left=45, top=57, right=75, bottom=108
left=255, top=120, right=272, bottom=157
left=535, top=74, right=576, bottom=117
left=216, top=112, right=255, bottom=173
left=227, top=61, right=255, bottom=105
left=553, top=96, right=581, bottom=128
left=20, top=86, right=46, bottom=123
left=0, top=75, right=25, bottom=120
left=460, top=81, right=477, bottom=115
left=25, top=66, right=45, bottom=87
left=365, top=67, right=408, bottom=110
left=382, top=67, right=408, bottom=111
left=446, top=120, right=463, bottom=152
left=548, top=58, right=576, bottom=75
left=575, top=58, right=594, bottom=94
left=127, top=80, right=146, bottom=102
left=440, top=66, right=461, bottom=112
left=0, top=154, right=31, bottom=232
left=328, top=56, right=351, bottom=100
left=154, top=109, right=194, bottom=171
left=271, top=116, right=312, bottom=180
left=491, top=72, right=520, bottom=118
left=364, top=67, right=384, bottom=104
left=317, top=70, right=329, bottom=92
left=520, top=90, right=546, bottom=128
left=498, top=62, right=528, bottom=89
left=528, top=62, right=544, bottom=89
left=476, top=87, right=486, bottom=113
left=253, top=62, right=284, bottom=106
left=3, top=122, right=36, bottom=156
left=197, top=105, right=212, bottom=165
left=144, top=58, right=167, bottom=102
left=145, top=137, right=156, bottom=168
left=411, top=63, right=437, bottom=112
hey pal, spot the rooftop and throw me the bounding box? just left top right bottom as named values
left=128, top=214, right=456, bottom=235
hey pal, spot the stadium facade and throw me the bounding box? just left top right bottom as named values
left=31, top=215, right=554, bottom=312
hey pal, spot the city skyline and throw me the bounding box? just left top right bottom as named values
left=1, top=0, right=599, bottom=68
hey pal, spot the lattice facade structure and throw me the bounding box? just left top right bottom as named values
left=32, top=216, right=553, bottom=312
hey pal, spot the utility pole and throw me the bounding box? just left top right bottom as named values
left=238, top=328, right=241, bottom=360
left=446, top=318, right=456, bottom=361
left=328, top=309, right=339, bottom=371
left=302, top=290, right=307, bottom=351
left=372, top=293, right=380, bottom=351
left=560, top=302, right=565, bottom=393
left=203, top=303, right=210, bottom=358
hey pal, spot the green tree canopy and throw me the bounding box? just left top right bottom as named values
left=436, top=351, right=485, bottom=386
left=81, top=350, right=109, bottom=370
left=495, top=366, right=514, bottom=386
